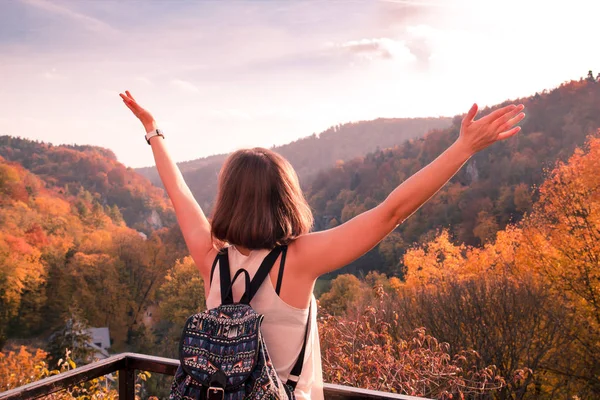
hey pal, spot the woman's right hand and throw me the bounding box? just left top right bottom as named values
left=119, top=90, right=156, bottom=133
left=456, top=103, right=525, bottom=157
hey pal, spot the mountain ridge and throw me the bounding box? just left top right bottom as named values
left=135, top=116, right=453, bottom=213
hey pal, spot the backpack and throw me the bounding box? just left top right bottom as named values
left=169, top=245, right=311, bottom=400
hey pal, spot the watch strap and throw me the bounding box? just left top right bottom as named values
left=145, top=128, right=164, bottom=145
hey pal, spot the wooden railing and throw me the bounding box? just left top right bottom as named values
left=0, top=353, right=430, bottom=400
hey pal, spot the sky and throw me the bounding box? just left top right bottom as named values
left=1, top=0, right=599, bottom=168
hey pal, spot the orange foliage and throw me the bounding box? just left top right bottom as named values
left=34, top=196, right=71, bottom=216
left=0, top=231, right=44, bottom=305
left=0, top=346, right=119, bottom=398
left=397, top=134, right=600, bottom=397
left=403, top=229, right=467, bottom=287
left=0, top=155, right=185, bottom=350
left=0, top=346, right=49, bottom=391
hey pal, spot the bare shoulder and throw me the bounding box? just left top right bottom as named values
left=261, top=241, right=314, bottom=309
left=283, top=240, right=314, bottom=280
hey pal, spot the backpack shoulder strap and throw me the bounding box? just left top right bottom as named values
left=246, top=246, right=283, bottom=303
left=275, top=245, right=288, bottom=295
left=209, top=251, right=220, bottom=286
left=286, top=300, right=312, bottom=390
left=216, top=248, right=234, bottom=305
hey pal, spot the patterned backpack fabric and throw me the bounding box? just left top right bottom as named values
left=169, top=245, right=310, bottom=400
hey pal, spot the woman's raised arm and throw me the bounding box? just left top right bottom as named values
left=291, top=103, right=525, bottom=279
left=119, top=91, right=213, bottom=275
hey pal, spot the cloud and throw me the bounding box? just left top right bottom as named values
left=336, top=25, right=443, bottom=71
left=337, top=38, right=416, bottom=63
left=342, top=39, right=394, bottom=60
left=403, top=24, right=440, bottom=70
left=171, top=79, right=199, bottom=93
left=233, top=37, right=417, bottom=79
left=372, top=0, right=451, bottom=70
left=20, top=0, right=119, bottom=35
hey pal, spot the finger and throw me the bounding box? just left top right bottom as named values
left=491, top=112, right=525, bottom=132
left=491, top=105, right=525, bottom=130
left=479, top=104, right=518, bottom=124
left=492, top=111, right=525, bottom=133
left=125, top=90, right=136, bottom=102
left=120, top=93, right=137, bottom=105
left=497, top=126, right=521, bottom=141
left=462, top=103, right=478, bottom=126
left=495, top=112, right=525, bottom=133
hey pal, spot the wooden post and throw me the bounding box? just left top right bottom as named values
left=118, top=368, right=135, bottom=400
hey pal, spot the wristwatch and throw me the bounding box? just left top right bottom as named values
left=145, top=128, right=165, bottom=145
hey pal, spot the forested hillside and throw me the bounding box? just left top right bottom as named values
left=0, top=154, right=189, bottom=352
left=135, top=117, right=452, bottom=212
left=306, top=77, right=600, bottom=276
left=318, top=132, right=600, bottom=398
left=0, top=136, right=175, bottom=234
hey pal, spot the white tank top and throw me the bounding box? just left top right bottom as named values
left=205, top=246, right=324, bottom=400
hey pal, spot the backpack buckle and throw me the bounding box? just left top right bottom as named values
left=207, top=386, right=224, bottom=400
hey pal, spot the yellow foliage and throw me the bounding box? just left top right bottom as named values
left=388, top=277, right=402, bottom=295
left=0, top=231, right=45, bottom=308
left=0, top=346, right=119, bottom=399
left=158, top=256, right=205, bottom=326
left=34, top=196, right=71, bottom=216
left=464, top=225, right=524, bottom=281
left=403, top=225, right=527, bottom=288
left=0, top=346, right=48, bottom=391
left=403, top=229, right=467, bottom=288
left=79, top=230, right=115, bottom=254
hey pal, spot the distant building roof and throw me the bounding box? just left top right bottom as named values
left=87, top=342, right=110, bottom=359
left=87, top=327, right=110, bottom=349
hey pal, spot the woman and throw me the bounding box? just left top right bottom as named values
left=120, top=90, right=525, bottom=399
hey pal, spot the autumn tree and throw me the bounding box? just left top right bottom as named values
left=518, top=135, right=600, bottom=395
left=157, top=256, right=205, bottom=327
left=318, top=274, right=364, bottom=316
left=113, top=229, right=172, bottom=345
left=0, top=231, right=45, bottom=349
left=155, top=256, right=205, bottom=359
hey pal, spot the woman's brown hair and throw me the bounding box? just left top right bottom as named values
left=210, top=148, right=314, bottom=250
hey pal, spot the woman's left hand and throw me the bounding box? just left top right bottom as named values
left=457, top=103, right=525, bottom=156
left=119, top=90, right=156, bottom=133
